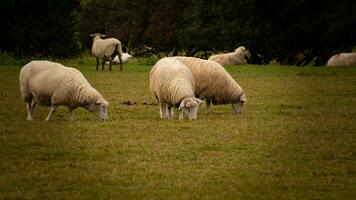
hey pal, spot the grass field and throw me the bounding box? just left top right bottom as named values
left=0, top=59, right=355, bottom=199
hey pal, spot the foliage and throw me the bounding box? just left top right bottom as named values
left=0, top=0, right=80, bottom=58
left=0, top=0, right=355, bottom=65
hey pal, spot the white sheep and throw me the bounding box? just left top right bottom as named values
left=149, top=57, right=204, bottom=120
left=89, top=33, right=123, bottom=71
left=327, top=52, right=356, bottom=67
left=208, top=46, right=250, bottom=66
left=19, top=60, right=109, bottom=121
left=175, top=56, right=246, bottom=114
left=106, top=53, right=133, bottom=65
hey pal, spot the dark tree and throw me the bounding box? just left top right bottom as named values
left=0, top=0, right=80, bottom=58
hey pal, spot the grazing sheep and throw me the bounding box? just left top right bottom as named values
left=208, top=46, right=250, bottom=66
left=327, top=52, right=356, bottom=67
left=175, top=56, right=246, bottom=114
left=106, top=53, right=133, bottom=65
left=149, top=57, right=204, bottom=120
left=19, top=60, right=109, bottom=121
left=89, top=33, right=123, bottom=71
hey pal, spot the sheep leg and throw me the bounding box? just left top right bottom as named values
left=68, top=108, right=75, bottom=121
left=170, top=107, right=174, bottom=118
left=108, top=57, right=112, bottom=71
left=102, top=60, right=105, bottom=71
left=119, top=55, right=123, bottom=71
left=159, top=103, right=167, bottom=119
left=179, top=110, right=184, bottom=120
left=30, top=100, right=37, bottom=115
left=96, top=58, right=99, bottom=71
left=166, top=106, right=172, bottom=120
left=206, top=99, right=212, bottom=114
left=45, top=105, right=57, bottom=121
left=25, top=101, right=33, bottom=121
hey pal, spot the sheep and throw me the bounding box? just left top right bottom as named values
left=208, top=46, right=250, bottom=66
left=326, top=52, right=356, bottom=67
left=175, top=56, right=246, bottom=114
left=89, top=33, right=123, bottom=71
left=19, top=60, right=109, bottom=121
left=149, top=57, right=204, bottom=120
left=106, top=53, right=133, bottom=65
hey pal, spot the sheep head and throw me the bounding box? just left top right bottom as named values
left=232, top=93, right=246, bottom=114
left=95, top=98, right=109, bottom=121
left=235, top=46, right=251, bottom=62
left=85, top=98, right=109, bottom=121
left=178, top=97, right=204, bottom=120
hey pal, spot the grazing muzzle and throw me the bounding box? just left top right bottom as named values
left=179, top=97, right=204, bottom=120
left=95, top=99, right=109, bottom=121
left=86, top=98, right=109, bottom=121
left=232, top=93, right=247, bottom=114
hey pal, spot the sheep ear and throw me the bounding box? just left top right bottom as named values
left=239, top=94, right=247, bottom=102
left=96, top=99, right=104, bottom=105
left=179, top=100, right=185, bottom=110
left=89, top=34, right=94, bottom=37
left=101, top=34, right=107, bottom=38
left=195, top=98, right=204, bottom=104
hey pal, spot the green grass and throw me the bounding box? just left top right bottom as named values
left=0, top=59, right=355, bottom=199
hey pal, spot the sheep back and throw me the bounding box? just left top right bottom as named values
left=92, top=38, right=122, bottom=59
left=208, top=46, right=248, bottom=66
left=327, top=53, right=356, bottom=66
left=175, top=57, right=245, bottom=104
left=149, top=57, right=195, bottom=106
left=19, top=60, right=103, bottom=107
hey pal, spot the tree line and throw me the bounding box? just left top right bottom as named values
left=0, top=0, right=355, bottom=65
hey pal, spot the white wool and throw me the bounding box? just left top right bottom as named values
left=175, top=56, right=246, bottom=112
left=327, top=53, right=356, bottom=67
left=150, top=57, right=204, bottom=120
left=91, top=36, right=123, bottom=59
left=90, top=33, right=124, bottom=70
left=208, top=46, right=249, bottom=66
left=19, top=60, right=108, bottom=120
left=150, top=57, right=195, bottom=105
left=107, top=53, right=133, bottom=64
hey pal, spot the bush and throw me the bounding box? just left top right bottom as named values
left=0, top=52, right=29, bottom=65
left=136, top=56, right=159, bottom=66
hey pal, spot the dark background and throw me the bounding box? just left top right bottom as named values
left=0, top=0, right=355, bottom=65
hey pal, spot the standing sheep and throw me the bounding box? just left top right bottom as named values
left=175, top=56, right=246, bottom=114
left=19, top=60, right=109, bottom=121
left=326, top=52, right=356, bottom=67
left=89, top=33, right=123, bottom=71
left=208, top=46, right=250, bottom=66
left=149, top=57, right=204, bottom=120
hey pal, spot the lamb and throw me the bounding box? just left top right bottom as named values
left=175, top=56, right=246, bottom=114
left=106, top=53, right=133, bottom=65
left=326, top=52, right=356, bottom=67
left=208, top=46, right=250, bottom=66
left=89, top=33, right=123, bottom=71
left=19, top=60, right=109, bottom=121
left=149, top=57, right=204, bottom=120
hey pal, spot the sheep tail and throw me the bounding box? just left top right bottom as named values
left=115, top=43, right=124, bottom=70
left=116, top=43, right=123, bottom=58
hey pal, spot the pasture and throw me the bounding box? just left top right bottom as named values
left=0, top=59, right=355, bottom=199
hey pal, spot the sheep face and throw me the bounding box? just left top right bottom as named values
left=86, top=98, right=109, bottom=121
left=95, top=99, right=109, bottom=121
left=179, top=97, right=204, bottom=120
left=232, top=93, right=247, bottom=114
left=244, top=49, right=251, bottom=61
